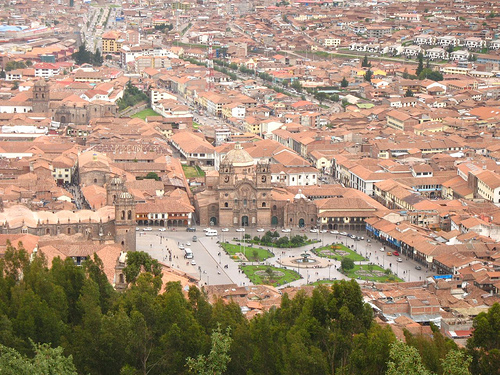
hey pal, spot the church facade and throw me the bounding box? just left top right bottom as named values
left=195, top=144, right=318, bottom=228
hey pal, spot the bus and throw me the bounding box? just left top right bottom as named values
left=184, top=248, right=193, bottom=259
left=205, top=229, right=218, bottom=236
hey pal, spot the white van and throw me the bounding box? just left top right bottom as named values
left=205, top=229, right=218, bottom=236
left=184, top=248, right=193, bottom=259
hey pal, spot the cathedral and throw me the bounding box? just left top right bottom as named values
left=195, top=144, right=317, bottom=228
left=32, top=79, right=117, bottom=125
left=0, top=176, right=136, bottom=251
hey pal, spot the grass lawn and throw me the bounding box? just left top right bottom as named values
left=131, top=108, right=161, bottom=120
left=221, top=243, right=274, bottom=262
left=344, top=264, right=402, bottom=283
left=242, top=237, right=319, bottom=249
left=313, top=244, right=365, bottom=262
left=308, top=280, right=338, bottom=286
left=182, top=165, right=205, bottom=178
left=193, top=121, right=200, bottom=129
left=241, top=265, right=301, bottom=287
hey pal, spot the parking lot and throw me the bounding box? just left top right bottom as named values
left=136, top=226, right=433, bottom=287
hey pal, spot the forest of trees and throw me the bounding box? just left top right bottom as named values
left=0, top=240, right=498, bottom=375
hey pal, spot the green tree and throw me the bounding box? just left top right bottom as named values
left=290, top=235, right=305, bottom=247
left=467, top=303, right=500, bottom=374
left=116, top=80, right=149, bottom=111
left=441, top=349, right=472, bottom=375
left=5, top=60, right=26, bottom=72
left=362, top=55, right=371, bottom=67
left=341, top=76, right=348, bottom=88
left=145, top=172, right=160, bottom=181
left=291, top=80, right=302, bottom=92
left=123, top=251, right=162, bottom=285
left=92, top=48, right=103, bottom=67
left=364, top=69, right=373, bottom=82
left=405, top=89, right=414, bottom=97
left=186, top=325, right=232, bottom=375
left=72, top=43, right=92, bottom=65
left=314, top=91, right=328, bottom=104
left=350, top=324, right=396, bottom=374
left=0, top=341, right=77, bottom=375
left=330, top=93, right=340, bottom=102
left=418, top=68, right=443, bottom=81
left=386, top=340, right=432, bottom=375
left=275, top=236, right=289, bottom=248
left=341, top=257, right=354, bottom=271
left=416, top=52, right=424, bottom=76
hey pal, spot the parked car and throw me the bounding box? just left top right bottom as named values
left=158, top=228, right=166, bottom=232
left=136, top=227, right=140, bottom=231
left=321, top=229, right=328, bottom=233
left=144, top=227, right=152, bottom=231
left=256, top=228, right=265, bottom=232
left=310, top=228, right=318, bottom=233
left=415, top=265, right=422, bottom=270
left=179, top=244, right=185, bottom=250
left=330, top=230, right=339, bottom=234
left=221, top=228, right=229, bottom=232
left=379, top=247, right=385, bottom=252
left=393, top=251, right=400, bottom=256
left=340, top=231, right=348, bottom=236
left=387, top=252, right=392, bottom=256
left=282, top=228, right=291, bottom=233
left=190, top=259, right=196, bottom=266
left=186, top=242, right=191, bottom=246
left=236, top=228, right=245, bottom=232
left=192, top=236, right=198, bottom=242
left=397, top=258, right=403, bottom=262
left=186, top=227, right=196, bottom=232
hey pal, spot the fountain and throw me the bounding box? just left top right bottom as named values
left=290, top=251, right=318, bottom=266
left=296, top=251, right=315, bottom=263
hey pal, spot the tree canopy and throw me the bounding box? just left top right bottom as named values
left=0, top=241, right=490, bottom=375
left=116, top=80, right=149, bottom=111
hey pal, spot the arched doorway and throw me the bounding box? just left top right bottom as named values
left=60, top=115, right=66, bottom=123
left=210, top=217, right=217, bottom=225
left=241, top=216, right=249, bottom=226
left=271, top=216, right=278, bottom=226
left=299, top=218, right=305, bottom=227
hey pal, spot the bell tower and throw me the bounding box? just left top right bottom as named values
left=106, top=176, right=124, bottom=205
left=114, top=191, right=136, bottom=251
left=219, top=161, right=235, bottom=187
left=32, top=79, right=50, bottom=113
left=256, top=160, right=271, bottom=188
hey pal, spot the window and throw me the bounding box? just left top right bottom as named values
left=273, top=205, right=277, bottom=210
left=243, top=199, right=247, bottom=206
left=262, top=202, right=266, bottom=208
left=224, top=202, right=228, bottom=207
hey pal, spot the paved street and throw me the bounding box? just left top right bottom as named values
left=136, top=227, right=434, bottom=288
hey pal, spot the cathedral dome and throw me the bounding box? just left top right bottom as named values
left=223, top=143, right=254, bottom=167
